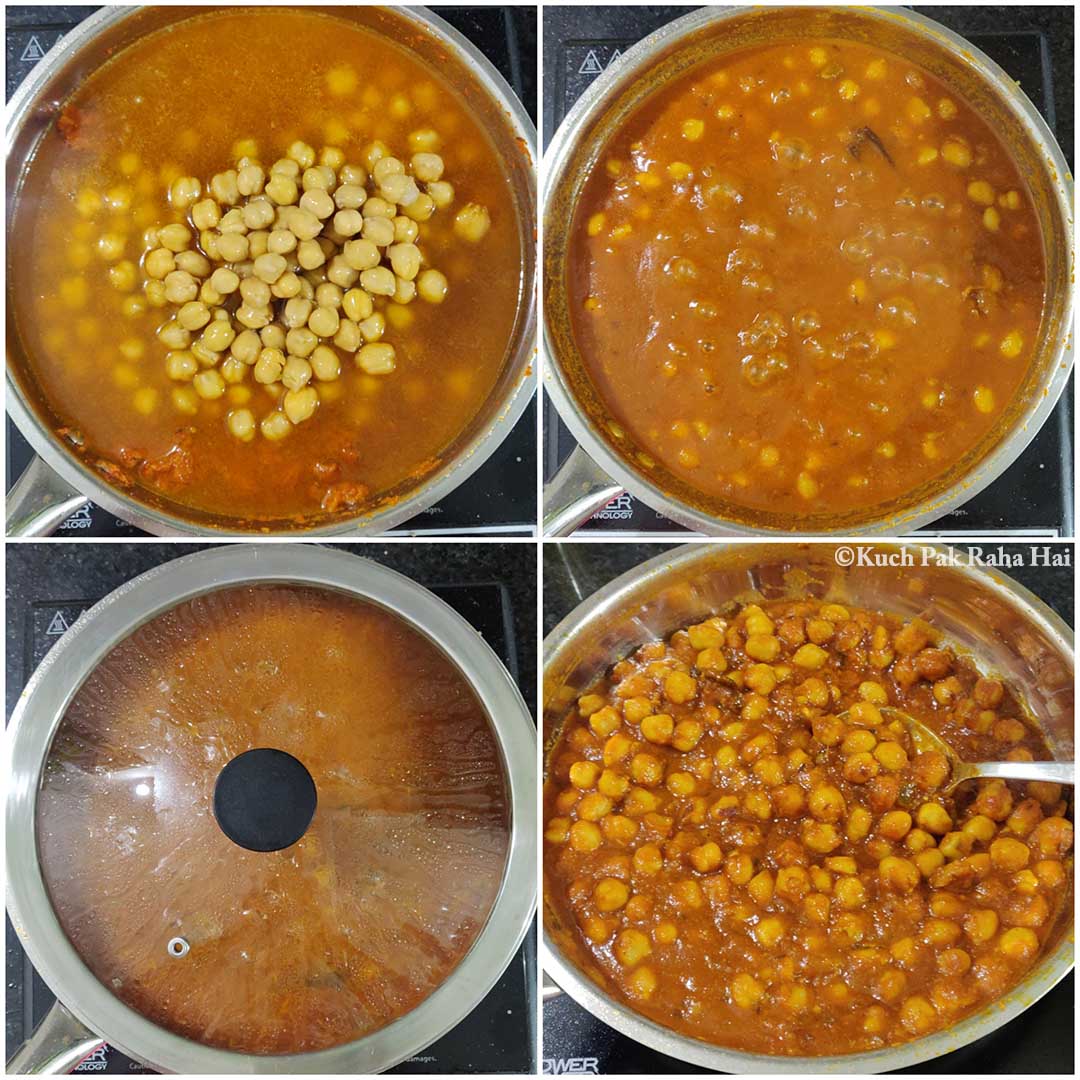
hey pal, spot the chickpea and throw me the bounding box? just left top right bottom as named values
left=916, top=802, right=953, bottom=836
left=990, top=836, right=1030, bottom=871
left=879, top=810, right=913, bottom=840
left=730, top=972, right=765, bottom=1008
left=360, top=266, right=397, bottom=297
left=803, top=821, right=841, bottom=854
left=411, top=152, right=445, bottom=182
left=357, top=313, right=386, bottom=343
left=414, top=180, right=451, bottom=214
left=158, top=223, right=192, bottom=253
left=308, top=305, right=340, bottom=338
left=898, top=995, right=937, bottom=1035
left=753, top=916, right=786, bottom=948
left=308, top=345, right=341, bottom=382
left=689, top=841, right=723, bottom=873
left=165, top=351, right=197, bottom=381
left=879, top=856, right=920, bottom=893
left=569, top=820, right=603, bottom=853
left=177, top=301, right=211, bottom=331
left=278, top=386, right=316, bottom=425
left=254, top=348, right=286, bottom=385
left=998, top=927, right=1039, bottom=962
left=613, top=928, right=652, bottom=967
left=808, top=784, right=845, bottom=823
left=453, top=202, right=491, bottom=243
left=640, top=713, right=674, bottom=744
left=227, top=408, right=255, bottom=441
left=108, top=260, right=137, bottom=292
left=193, top=370, right=226, bottom=400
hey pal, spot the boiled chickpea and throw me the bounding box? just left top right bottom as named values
left=210, top=267, right=240, bottom=295
left=220, top=356, right=247, bottom=385
left=236, top=278, right=269, bottom=310
left=177, top=301, right=211, bottom=331
left=237, top=163, right=266, bottom=197
left=281, top=356, right=313, bottom=392
left=158, top=223, right=192, bottom=252
left=265, top=174, right=299, bottom=205
left=216, top=233, right=249, bottom=263
left=170, top=176, right=201, bottom=210
left=283, top=386, right=318, bottom=424
left=411, top=152, right=444, bottom=182
left=201, top=320, right=236, bottom=352
left=254, top=348, right=285, bottom=384
left=235, top=303, right=271, bottom=330
left=157, top=320, right=191, bottom=349
left=193, top=369, right=226, bottom=400
left=326, top=255, right=359, bottom=289
left=403, top=192, right=436, bottom=222
left=251, top=252, right=286, bottom=284
left=334, top=183, right=367, bottom=210
left=361, top=216, right=395, bottom=247
left=309, top=345, right=341, bottom=382
left=260, top=410, right=292, bottom=441
left=595, top=878, right=630, bottom=912
left=165, top=350, right=198, bottom=381
left=145, top=248, right=176, bottom=279
left=163, top=270, right=198, bottom=305
left=454, top=202, right=491, bottom=242
left=357, top=342, right=396, bottom=374
left=343, top=239, right=381, bottom=271
left=108, top=260, right=137, bottom=292
left=308, top=305, right=340, bottom=338
left=357, top=313, right=386, bottom=342
left=226, top=408, right=255, bottom=441
left=360, top=267, right=397, bottom=296
left=300, top=188, right=335, bottom=220
left=394, top=215, right=421, bottom=243
left=362, top=195, right=396, bottom=219
left=427, top=180, right=455, bottom=209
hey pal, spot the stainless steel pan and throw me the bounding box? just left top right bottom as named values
left=8, top=545, right=537, bottom=1073
left=542, top=6, right=1074, bottom=536
left=6, top=5, right=537, bottom=536
left=542, top=542, right=1074, bottom=1072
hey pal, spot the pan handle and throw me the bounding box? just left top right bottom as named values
left=543, top=446, right=624, bottom=536
left=6, top=1001, right=105, bottom=1074
left=542, top=971, right=564, bottom=1002
left=6, top=456, right=89, bottom=537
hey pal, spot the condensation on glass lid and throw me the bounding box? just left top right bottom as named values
left=35, top=584, right=509, bottom=1055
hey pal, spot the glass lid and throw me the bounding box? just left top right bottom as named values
left=35, top=584, right=510, bottom=1055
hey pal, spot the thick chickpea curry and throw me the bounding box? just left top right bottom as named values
left=570, top=40, right=1046, bottom=516
left=544, top=600, right=1072, bottom=1056
left=14, top=9, right=521, bottom=524
left=37, top=586, right=509, bottom=1054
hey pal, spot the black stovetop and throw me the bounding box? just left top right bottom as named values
left=5, top=5, right=537, bottom=536
left=5, top=548, right=536, bottom=1074
left=541, top=540, right=1074, bottom=1075
left=542, top=5, right=1075, bottom=538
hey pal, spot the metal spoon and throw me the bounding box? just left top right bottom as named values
left=837, top=705, right=1074, bottom=797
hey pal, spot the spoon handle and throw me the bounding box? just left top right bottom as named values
left=960, top=761, right=1074, bottom=786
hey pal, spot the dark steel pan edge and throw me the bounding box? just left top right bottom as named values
left=7, top=545, right=537, bottom=1073
left=6, top=4, right=537, bottom=537
left=541, top=541, right=1073, bottom=1073
left=541, top=5, right=1074, bottom=537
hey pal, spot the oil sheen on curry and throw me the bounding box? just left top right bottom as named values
left=37, top=586, right=509, bottom=1054
left=569, top=40, right=1045, bottom=516
left=544, top=600, right=1072, bottom=1056
left=14, top=9, right=521, bottom=525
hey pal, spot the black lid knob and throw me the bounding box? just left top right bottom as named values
left=213, top=748, right=317, bottom=852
